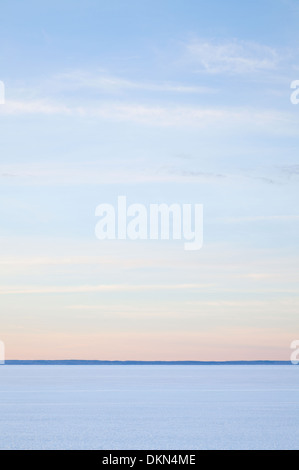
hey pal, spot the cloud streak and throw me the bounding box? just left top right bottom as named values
left=186, top=39, right=279, bottom=74
left=51, top=70, right=215, bottom=95
left=220, top=215, right=299, bottom=223
left=1, top=99, right=296, bottom=134
left=0, top=283, right=213, bottom=295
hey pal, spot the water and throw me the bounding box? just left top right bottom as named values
left=0, top=365, right=298, bottom=450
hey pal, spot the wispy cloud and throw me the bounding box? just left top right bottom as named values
left=280, top=165, right=299, bottom=177
left=186, top=39, right=279, bottom=74
left=51, top=70, right=215, bottom=95
left=1, top=99, right=296, bottom=134
left=157, top=166, right=227, bottom=180
left=0, top=283, right=212, bottom=295
left=220, top=215, right=299, bottom=223
left=0, top=99, right=71, bottom=115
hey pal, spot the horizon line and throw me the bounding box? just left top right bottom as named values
left=3, top=360, right=293, bottom=365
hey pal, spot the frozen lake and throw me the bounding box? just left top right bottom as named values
left=0, top=365, right=298, bottom=450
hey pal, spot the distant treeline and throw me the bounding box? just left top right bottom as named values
left=4, top=360, right=292, bottom=365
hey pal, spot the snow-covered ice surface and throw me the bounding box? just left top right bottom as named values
left=0, top=365, right=298, bottom=450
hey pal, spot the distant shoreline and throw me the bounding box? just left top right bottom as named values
left=4, top=360, right=292, bottom=365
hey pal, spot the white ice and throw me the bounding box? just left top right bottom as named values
left=0, top=365, right=298, bottom=450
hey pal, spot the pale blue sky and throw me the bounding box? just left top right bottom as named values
left=1, top=0, right=299, bottom=360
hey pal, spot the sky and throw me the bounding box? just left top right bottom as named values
left=1, top=0, right=299, bottom=360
